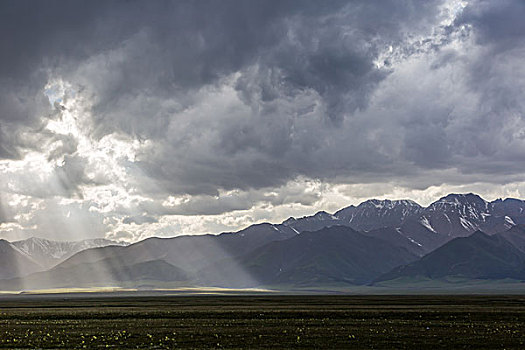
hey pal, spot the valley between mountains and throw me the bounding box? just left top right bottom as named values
left=2, top=193, right=525, bottom=292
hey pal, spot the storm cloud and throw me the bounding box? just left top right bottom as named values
left=1, top=0, right=524, bottom=241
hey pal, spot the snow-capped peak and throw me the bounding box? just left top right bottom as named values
left=427, top=193, right=490, bottom=220
left=358, top=199, right=422, bottom=211
left=12, top=237, right=128, bottom=263
left=430, top=193, right=488, bottom=208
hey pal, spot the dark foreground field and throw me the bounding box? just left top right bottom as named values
left=0, top=294, right=524, bottom=349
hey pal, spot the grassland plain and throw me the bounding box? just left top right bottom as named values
left=0, top=294, right=524, bottom=348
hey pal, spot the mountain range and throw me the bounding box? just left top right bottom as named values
left=0, top=237, right=127, bottom=279
left=2, top=193, right=525, bottom=291
left=375, top=225, right=525, bottom=281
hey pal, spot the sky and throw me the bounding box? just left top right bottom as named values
left=1, top=0, right=525, bottom=242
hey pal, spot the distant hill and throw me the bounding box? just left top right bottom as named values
left=2, top=258, right=188, bottom=290
left=11, top=237, right=128, bottom=269
left=499, top=225, right=525, bottom=253
left=2, top=223, right=296, bottom=290
left=361, top=227, right=426, bottom=256
left=56, top=223, right=296, bottom=273
left=0, top=240, right=42, bottom=279
left=197, top=226, right=418, bottom=287
left=375, top=227, right=525, bottom=283
left=283, top=211, right=340, bottom=233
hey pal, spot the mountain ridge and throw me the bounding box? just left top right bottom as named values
left=11, top=237, right=128, bottom=269
left=283, top=193, right=525, bottom=252
left=2, top=193, right=525, bottom=291
left=375, top=226, right=525, bottom=283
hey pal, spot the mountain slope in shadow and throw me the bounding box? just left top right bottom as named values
left=198, top=225, right=418, bottom=287
left=0, top=240, right=43, bottom=279
left=56, top=223, right=296, bottom=275
left=2, top=258, right=189, bottom=291
left=375, top=228, right=525, bottom=283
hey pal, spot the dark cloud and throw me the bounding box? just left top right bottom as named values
left=456, top=0, right=525, bottom=47
left=136, top=182, right=322, bottom=216
left=1, top=0, right=525, bottom=240
left=0, top=0, right=120, bottom=158
left=0, top=0, right=444, bottom=159
left=56, top=0, right=444, bottom=196
left=447, top=0, right=525, bottom=175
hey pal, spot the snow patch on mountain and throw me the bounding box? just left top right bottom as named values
left=505, top=216, right=516, bottom=225
left=406, top=236, right=422, bottom=247
left=459, top=217, right=477, bottom=231
left=419, top=217, right=436, bottom=233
